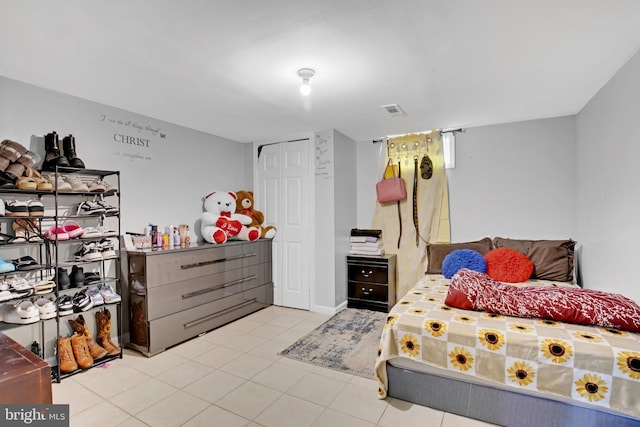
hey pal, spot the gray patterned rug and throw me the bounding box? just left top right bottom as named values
left=279, top=308, right=387, bottom=379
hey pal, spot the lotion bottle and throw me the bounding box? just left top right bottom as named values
left=173, top=227, right=180, bottom=247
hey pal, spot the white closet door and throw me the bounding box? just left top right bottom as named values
left=257, top=139, right=311, bottom=310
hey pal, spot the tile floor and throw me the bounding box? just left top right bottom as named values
left=53, top=305, right=495, bottom=427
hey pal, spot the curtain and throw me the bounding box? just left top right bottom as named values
left=371, top=131, right=450, bottom=299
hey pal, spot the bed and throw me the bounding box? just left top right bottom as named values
left=374, top=238, right=640, bottom=427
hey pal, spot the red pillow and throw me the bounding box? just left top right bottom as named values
left=484, top=248, right=533, bottom=283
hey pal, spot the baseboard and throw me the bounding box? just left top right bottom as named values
left=310, top=300, right=347, bottom=315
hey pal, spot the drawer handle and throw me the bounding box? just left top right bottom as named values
left=183, top=298, right=258, bottom=329
left=361, top=287, right=374, bottom=295
left=180, top=252, right=257, bottom=270
left=182, top=275, right=259, bottom=299
left=361, top=269, right=373, bottom=278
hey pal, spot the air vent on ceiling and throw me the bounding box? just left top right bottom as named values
left=380, top=104, right=406, bottom=117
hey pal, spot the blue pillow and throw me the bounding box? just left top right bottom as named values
left=442, top=249, right=487, bottom=279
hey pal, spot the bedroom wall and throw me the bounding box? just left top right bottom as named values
left=576, top=48, right=640, bottom=303
left=356, top=116, right=577, bottom=243
left=0, top=76, right=251, bottom=239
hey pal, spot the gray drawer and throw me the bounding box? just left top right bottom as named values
left=145, top=244, right=266, bottom=288
left=146, top=264, right=266, bottom=320
left=147, top=283, right=272, bottom=355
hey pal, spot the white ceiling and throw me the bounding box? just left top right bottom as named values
left=1, top=1, right=640, bottom=143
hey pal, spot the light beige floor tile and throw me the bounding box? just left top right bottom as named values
left=287, top=372, right=349, bottom=406
left=220, top=353, right=274, bottom=379
left=328, top=382, right=388, bottom=424
left=271, top=306, right=316, bottom=319
left=182, top=404, right=251, bottom=427
left=277, top=356, right=316, bottom=372
left=312, top=408, right=375, bottom=427
left=166, top=336, right=216, bottom=359
left=200, top=327, right=245, bottom=345
left=212, top=332, right=269, bottom=353
left=246, top=323, right=288, bottom=339
left=136, top=390, right=210, bottom=427
left=183, top=369, right=246, bottom=403
left=441, top=412, right=500, bottom=427
left=220, top=317, right=264, bottom=333
left=255, top=394, right=324, bottom=427
left=191, top=345, right=244, bottom=368
left=349, top=375, right=378, bottom=389
left=124, top=350, right=187, bottom=377
left=70, top=400, right=130, bottom=427
left=378, top=398, right=445, bottom=427
left=52, top=379, right=104, bottom=416
left=109, top=378, right=178, bottom=415
left=272, top=327, right=310, bottom=346
left=155, top=359, right=215, bottom=389
left=71, top=363, right=151, bottom=399
left=216, top=381, right=282, bottom=419
left=251, top=360, right=308, bottom=392
left=309, top=365, right=354, bottom=382
left=116, top=417, right=149, bottom=427
left=247, top=338, right=289, bottom=362
left=291, top=319, right=327, bottom=333
left=266, top=314, right=305, bottom=328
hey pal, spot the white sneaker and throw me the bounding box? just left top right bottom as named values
left=4, top=300, right=40, bottom=324
left=99, top=284, right=121, bottom=304
left=63, top=175, right=89, bottom=192
left=35, top=297, right=57, bottom=319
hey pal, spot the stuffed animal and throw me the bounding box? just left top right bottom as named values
left=235, top=190, right=277, bottom=239
left=201, top=191, right=260, bottom=244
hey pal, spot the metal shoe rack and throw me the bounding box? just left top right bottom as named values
left=0, top=166, right=123, bottom=382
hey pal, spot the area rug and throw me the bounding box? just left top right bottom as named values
left=279, top=308, right=387, bottom=379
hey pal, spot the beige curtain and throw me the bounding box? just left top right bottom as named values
left=372, top=131, right=450, bottom=299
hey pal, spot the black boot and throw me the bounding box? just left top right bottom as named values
left=62, top=135, right=85, bottom=169
left=70, top=265, right=85, bottom=288
left=42, top=131, right=70, bottom=171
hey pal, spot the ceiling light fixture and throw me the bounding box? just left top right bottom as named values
left=297, top=68, right=315, bottom=96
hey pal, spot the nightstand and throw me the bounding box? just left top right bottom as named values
left=347, top=254, right=396, bottom=312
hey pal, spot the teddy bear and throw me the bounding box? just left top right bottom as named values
left=201, top=191, right=260, bottom=244
left=235, top=190, right=277, bottom=239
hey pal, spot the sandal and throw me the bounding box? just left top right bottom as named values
left=16, top=176, right=37, bottom=191
left=44, top=226, right=70, bottom=241
left=12, top=255, right=41, bottom=271
left=63, top=220, right=84, bottom=239
left=24, top=168, right=53, bottom=191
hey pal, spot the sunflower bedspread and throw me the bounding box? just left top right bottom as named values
left=374, top=274, right=640, bottom=419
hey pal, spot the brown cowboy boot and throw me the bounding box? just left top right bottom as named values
left=69, top=316, right=107, bottom=360
left=71, top=333, right=93, bottom=369
left=58, top=336, right=78, bottom=373
left=96, top=308, right=120, bottom=355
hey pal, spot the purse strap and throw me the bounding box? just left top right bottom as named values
left=396, top=161, right=402, bottom=249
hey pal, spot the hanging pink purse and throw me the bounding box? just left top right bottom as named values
left=376, top=159, right=407, bottom=203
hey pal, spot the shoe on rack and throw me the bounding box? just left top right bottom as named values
left=62, top=135, right=86, bottom=169
left=131, top=279, right=146, bottom=295
left=16, top=151, right=40, bottom=168
left=68, top=315, right=107, bottom=360
left=4, top=200, right=28, bottom=217
left=53, top=267, right=71, bottom=290
left=24, top=168, right=53, bottom=191
left=27, top=200, right=44, bottom=216
left=62, top=220, right=84, bottom=239
left=3, top=300, right=40, bottom=324
left=74, top=242, right=103, bottom=262
left=63, top=174, right=89, bottom=192
left=0, top=139, right=28, bottom=162
left=84, top=272, right=102, bottom=285
left=15, top=218, right=44, bottom=243
left=35, top=297, right=57, bottom=320
left=72, top=289, right=94, bottom=312
left=98, top=239, right=117, bottom=259
left=58, top=336, right=79, bottom=373
left=57, top=295, right=74, bottom=316
left=42, top=131, right=70, bottom=171
left=99, top=284, right=121, bottom=304
left=6, top=276, right=34, bottom=298
left=70, top=265, right=85, bottom=288
left=71, top=333, right=93, bottom=369
left=87, top=179, right=106, bottom=192
left=44, top=226, right=70, bottom=241
left=44, top=173, right=73, bottom=192
left=76, top=201, right=106, bottom=216
left=96, top=308, right=120, bottom=355
left=96, top=201, right=118, bottom=215
left=0, top=257, right=16, bottom=273
left=81, top=227, right=102, bottom=238
left=34, top=279, right=56, bottom=295
left=87, top=286, right=104, bottom=306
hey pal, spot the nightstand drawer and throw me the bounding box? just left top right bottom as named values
left=348, top=264, right=388, bottom=284
left=349, top=282, right=388, bottom=302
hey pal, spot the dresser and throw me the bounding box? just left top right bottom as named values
left=0, top=333, right=52, bottom=404
left=125, top=240, right=273, bottom=356
left=347, top=254, right=396, bottom=312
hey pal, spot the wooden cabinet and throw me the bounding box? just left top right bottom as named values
left=0, top=333, right=52, bottom=404
left=347, top=254, right=396, bottom=312
left=125, top=239, right=273, bottom=356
